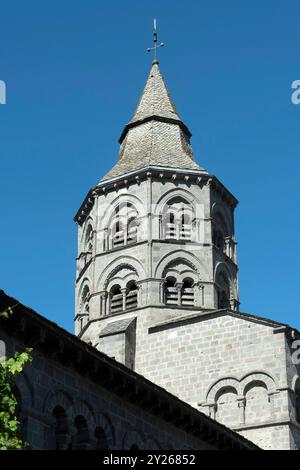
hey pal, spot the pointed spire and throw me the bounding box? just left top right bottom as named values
left=119, top=61, right=192, bottom=144
left=100, top=41, right=206, bottom=181
left=129, top=61, right=181, bottom=124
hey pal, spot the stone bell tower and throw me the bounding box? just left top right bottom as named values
left=74, top=55, right=239, bottom=348
left=73, top=29, right=300, bottom=452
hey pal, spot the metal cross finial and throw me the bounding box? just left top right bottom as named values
left=147, top=19, right=164, bottom=64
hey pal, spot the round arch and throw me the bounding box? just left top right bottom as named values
left=121, top=429, right=145, bottom=450
left=97, top=256, right=145, bottom=291
left=206, top=377, right=241, bottom=402
left=80, top=216, right=95, bottom=244
left=94, top=413, right=115, bottom=449
left=69, top=400, right=95, bottom=430
left=99, top=193, right=146, bottom=231
left=241, top=371, right=277, bottom=395
left=77, top=277, right=92, bottom=309
left=154, top=187, right=200, bottom=216
left=43, top=389, right=73, bottom=417
left=154, top=250, right=208, bottom=279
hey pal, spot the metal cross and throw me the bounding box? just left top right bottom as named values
left=147, top=19, right=164, bottom=63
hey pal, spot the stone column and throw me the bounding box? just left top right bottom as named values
left=175, top=220, right=181, bottom=240
left=159, top=280, right=165, bottom=304
left=136, top=281, right=142, bottom=307
left=121, top=288, right=127, bottom=311
left=158, top=214, right=163, bottom=239
left=197, top=283, right=204, bottom=307
left=106, top=292, right=111, bottom=316
left=237, top=396, right=246, bottom=424
left=103, top=228, right=108, bottom=252
left=206, top=403, right=217, bottom=420
left=176, top=282, right=183, bottom=306
left=99, top=291, right=107, bottom=316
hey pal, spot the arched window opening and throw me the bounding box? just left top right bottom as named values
left=127, top=217, right=138, bottom=245
left=245, top=381, right=270, bottom=425
left=110, top=203, right=139, bottom=249
left=85, top=225, right=93, bottom=252
left=94, top=427, right=108, bottom=450
left=212, top=211, right=231, bottom=256
left=215, top=387, right=239, bottom=427
left=73, top=415, right=90, bottom=450
left=110, top=285, right=123, bottom=314
left=181, top=278, right=194, bottom=306
left=165, top=210, right=176, bottom=239
left=81, top=286, right=90, bottom=312
left=112, top=220, right=125, bottom=248
left=126, top=281, right=138, bottom=310
left=53, top=406, right=70, bottom=450
left=295, top=380, right=300, bottom=424
left=179, top=211, right=192, bottom=240
left=78, top=285, right=90, bottom=331
left=213, top=229, right=225, bottom=251
left=165, top=277, right=178, bottom=305
left=216, top=272, right=231, bottom=310
left=218, top=289, right=229, bottom=309
left=163, top=198, right=194, bottom=241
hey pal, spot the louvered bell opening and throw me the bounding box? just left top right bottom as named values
left=179, top=224, right=192, bottom=240
left=165, top=282, right=178, bottom=305
left=126, top=287, right=138, bottom=310
left=165, top=287, right=178, bottom=305
left=181, top=287, right=194, bottom=306
left=112, top=230, right=125, bottom=248
left=181, top=278, right=194, bottom=306
left=127, top=226, right=137, bottom=244
left=165, top=223, right=176, bottom=240
left=110, top=291, right=123, bottom=314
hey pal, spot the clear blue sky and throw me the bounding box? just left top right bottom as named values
left=0, top=0, right=299, bottom=332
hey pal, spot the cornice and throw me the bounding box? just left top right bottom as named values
left=119, top=115, right=192, bottom=144
left=74, top=168, right=238, bottom=226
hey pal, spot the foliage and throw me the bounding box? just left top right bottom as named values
left=0, top=307, right=32, bottom=450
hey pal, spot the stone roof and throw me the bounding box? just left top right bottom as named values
left=99, top=316, right=135, bottom=337
left=101, top=62, right=206, bottom=181
left=129, top=61, right=181, bottom=123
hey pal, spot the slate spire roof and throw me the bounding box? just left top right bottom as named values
left=129, top=60, right=180, bottom=123
left=101, top=61, right=206, bottom=181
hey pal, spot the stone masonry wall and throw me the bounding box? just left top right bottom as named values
left=89, top=304, right=300, bottom=449
left=133, top=309, right=294, bottom=450
left=0, top=329, right=215, bottom=451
